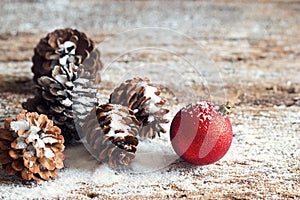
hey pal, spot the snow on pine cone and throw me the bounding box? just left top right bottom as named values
left=32, top=28, right=102, bottom=83
left=109, top=77, right=169, bottom=139
left=83, top=103, right=139, bottom=168
left=22, top=63, right=97, bottom=142
left=0, top=112, right=65, bottom=181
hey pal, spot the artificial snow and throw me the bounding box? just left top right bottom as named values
left=26, top=126, right=41, bottom=143
left=105, top=105, right=131, bottom=138
left=15, top=137, right=27, bottom=149
left=10, top=120, right=30, bottom=132
left=44, top=147, right=55, bottom=159
left=13, top=123, right=57, bottom=159
left=60, top=98, right=73, bottom=107
left=137, top=81, right=162, bottom=113
left=16, top=125, right=41, bottom=149
left=58, top=41, right=76, bottom=66
left=52, top=67, right=68, bottom=86
left=41, top=137, right=60, bottom=145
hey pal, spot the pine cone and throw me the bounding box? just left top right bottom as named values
left=0, top=112, right=65, bottom=181
left=32, top=28, right=102, bottom=83
left=109, top=77, right=169, bottom=139
left=83, top=104, right=139, bottom=168
left=23, top=63, right=97, bottom=142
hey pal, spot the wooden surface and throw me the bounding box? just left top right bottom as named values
left=0, top=0, right=299, bottom=199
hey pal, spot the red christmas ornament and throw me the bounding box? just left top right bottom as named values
left=170, top=102, right=233, bottom=165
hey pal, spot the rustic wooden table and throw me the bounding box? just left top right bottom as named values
left=0, top=0, right=299, bottom=199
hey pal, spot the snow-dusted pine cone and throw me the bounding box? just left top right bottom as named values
left=83, top=104, right=139, bottom=168
left=32, top=28, right=102, bottom=83
left=109, top=77, right=169, bottom=139
left=0, top=112, right=65, bottom=181
left=22, top=63, right=97, bottom=142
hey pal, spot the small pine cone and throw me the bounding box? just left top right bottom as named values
left=109, top=77, right=169, bottom=139
left=23, top=63, right=97, bottom=142
left=32, top=28, right=102, bottom=83
left=0, top=112, right=65, bottom=181
left=83, top=104, right=139, bottom=168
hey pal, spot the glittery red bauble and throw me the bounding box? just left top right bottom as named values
left=170, top=102, right=233, bottom=165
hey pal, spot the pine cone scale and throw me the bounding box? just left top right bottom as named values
left=21, top=168, right=34, bottom=181
left=0, top=141, right=10, bottom=150
left=0, top=152, right=12, bottom=164
left=8, top=149, right=20, bottom=159
left=0, top=129, right=15, bottom=141
left=11, top=159, right=23, bottom=171
left=6, top=165, right=17, bottom=175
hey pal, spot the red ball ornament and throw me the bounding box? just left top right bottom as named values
left=170, top=102, right=233, bottom=165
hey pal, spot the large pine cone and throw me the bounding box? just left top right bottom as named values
left=109, top=77, right=169, bottom=139
left=0, top=112, right=65, bottom=181
left=83, top=104, right=139, bottom=168
left=23, top=63, right=96, bottom=142
left=32, top=28, right=102, bottom=83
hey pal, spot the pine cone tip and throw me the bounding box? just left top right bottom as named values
left=83, top=104, right=139, bottom=168
left=109, top=77, right=170, bottom=139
